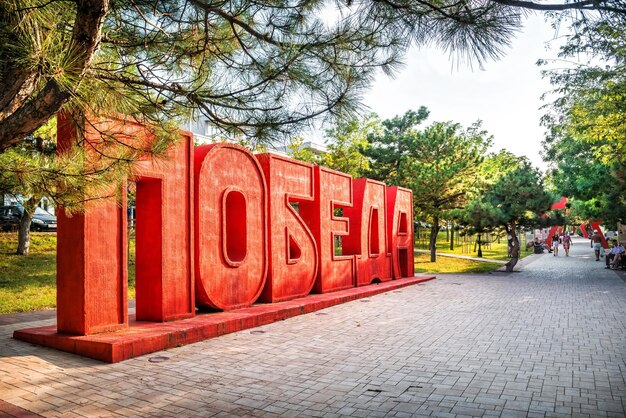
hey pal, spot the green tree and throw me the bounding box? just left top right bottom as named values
left=319, top=114, right=381, bottom=178
left=0, top=116, right=140, bottom=254
left=363, top=107, right=431, bottom=185
left=286, top=137, right=323, bottom=165
left=451, top=199, right=501, bottom=257
left=0, top=119, right=56, bottom=255
left=457, top=152, right=553, bottom=271
left=541, top=19, right=626, bottom=226
left=366, top=109, right=492, bottom=261
left=409, top=121, right=492, bottom=262
left=543, top=134, right=625, bottom=225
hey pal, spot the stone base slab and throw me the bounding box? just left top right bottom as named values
left=14, top=275, right=435, bottom=363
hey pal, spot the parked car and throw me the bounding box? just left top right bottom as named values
left=0, top=205, right=57, bottom=232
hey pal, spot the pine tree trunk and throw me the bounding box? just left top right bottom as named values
left=0, top=0, right=109, bottom=152
left=450, top=225, right=454, bottom=251
left=429, top=216, right=439, bottom=262
left=477, top=233, right=483, bottom=258
left=505, top=223, right=520, bottom=272
left=16, top=198, right=38, bottom=256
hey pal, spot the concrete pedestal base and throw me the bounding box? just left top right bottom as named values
left=14, top=275, right=435, bottom=363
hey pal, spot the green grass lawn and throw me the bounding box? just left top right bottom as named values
left=0, top=232, right=57, bottom=314
left=413, top=253, right=502, bottom=274
left=418, top=231, right=534, bottom=261
left=0, top=232, right=136, bottom=314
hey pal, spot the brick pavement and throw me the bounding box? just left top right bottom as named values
left=1, top=236, right=625, bottom=417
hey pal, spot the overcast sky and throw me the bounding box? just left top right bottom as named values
left=361, top=14, right=564, bottom=171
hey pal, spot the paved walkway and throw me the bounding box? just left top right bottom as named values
left=1, top=237, right=625, bottom=417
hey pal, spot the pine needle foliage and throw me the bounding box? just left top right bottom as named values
left=3, top=0, right=626, bottom=153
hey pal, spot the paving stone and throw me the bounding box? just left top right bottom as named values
left=1, top=236, right=625, bottom=417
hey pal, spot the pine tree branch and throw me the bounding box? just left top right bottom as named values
left=491, top=0, right=626, bottom=13
left=0, top=68, right=38, bottom=119
left=190, top=1, right=288, bottom=48
left=0, top=0, right=109, bottom=152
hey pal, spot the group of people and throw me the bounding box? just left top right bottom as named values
left=591, top=231, right=626, bottom=269
left=550, top=230, right=573, bottom=256
left=533, top=229, right=624, bottom=269
left=590, top=230, right=625, bottom=269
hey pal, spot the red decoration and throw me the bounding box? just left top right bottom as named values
left=550, top=197, right=568, bottom=210
left=343, top=179, right=392, bottom=286
left=387, top=186, right=415, bottom=279
left=256, top=154, right=318, bottom=303
left=194, top=143, right=268, bottom=310
left=14, top=115, right=422, bottom=362
left=580, top=223, right=590, bottom=238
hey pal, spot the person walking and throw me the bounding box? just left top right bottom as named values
left=552, top=230, right=561, bottom=256
left=562, top=231, right=573, bottom=256
left=591, top=230, right=603, bottom=261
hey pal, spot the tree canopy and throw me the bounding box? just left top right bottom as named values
left=541, top=17, right=626, bottom=227
left=362, top=107, right=430, bottom=185
left=2, top=0, right=626, bottom=155
left=453, top=151, right=554, bottom=270
left=320, top=114, right=380, bottom=178
left=359, top=109, right=493, bottom=261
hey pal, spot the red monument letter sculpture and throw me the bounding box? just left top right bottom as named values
left=15, top=115, right=428, bottom=363
left=56, top=114, right=128, bottom=335
left=343, top=179, right=392, bottom=286
left=133, top=132, right=195, bottom=322
left=580, top=223, right=590, bottom=239
left=545, top=225, right=562, bottom=248
left=56, top=114, right=196, bottom=333
left=300, top=167, right=356, bottom=293
left=194, top=143, right=268, bottom=310
left=256, top=154, right=318, bottom=303
left=387, top=186, right=415, bottom=278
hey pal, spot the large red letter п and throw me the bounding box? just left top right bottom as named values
left=56, top=114, right=196, bottom=333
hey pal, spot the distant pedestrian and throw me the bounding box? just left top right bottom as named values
left=562, top=231, right=572, bottom=256
left=552, top=231, right=560, bottom=256
left=591, top=230, right=603, bottom=261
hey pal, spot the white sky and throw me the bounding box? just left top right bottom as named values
left=361, top=14, right=564, bottom=171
